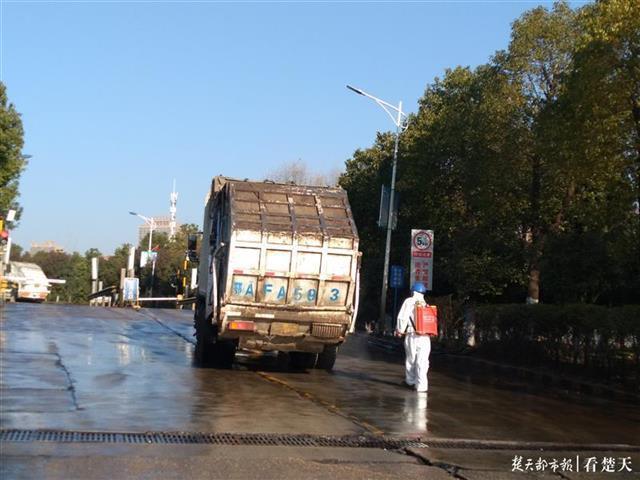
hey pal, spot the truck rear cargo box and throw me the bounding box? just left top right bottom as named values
left=194, top=177, right=360, bottom=369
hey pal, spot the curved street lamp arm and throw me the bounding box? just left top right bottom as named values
left=375, top=98, right=407, bottom=129
left=130, top=211, right=153, bottom=226
left=347, top=85, right=408, bottom=129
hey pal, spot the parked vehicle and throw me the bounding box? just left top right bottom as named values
left=192, top=176, right=361, bottom=370
left=0, top=277, right=18, bottom=303
left=6, top=262, right=51, bottom=302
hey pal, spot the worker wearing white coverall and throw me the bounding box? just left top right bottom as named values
left=396, top=283, right=431, bottom=392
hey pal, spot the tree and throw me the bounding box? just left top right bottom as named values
left=84, top=248, right=102, bottom=259
left=266, top=159, right=341, bottom=186
left=339, top=133, right=397, bottom=321
left=100, top=244, right=132, bottom=288
left=500, top=1, right=580, bottom=303
left=62, top=253, right=91, bottom=303
left=542, top=0, right=640, bottom=303
left=14, top=223, right=201, bottom=304
left=28, top=250, right=90, bottom=303
left=577, top=0, right=640, bottom=194
left=153, top=224, right=199, bottom=297
left=9, top=243, right=23, bottom=261
left=0, top=82, right=26, bottom=220
left=399, top=65, right=528, bottom=300
left=133, top=223, right=200, bottom=298
left=340, top=1, right=639, bottom=307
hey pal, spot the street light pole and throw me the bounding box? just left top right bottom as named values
left=347, top=85, right=408, bottom=333
left=129, top=211, right=156, bottom=297
left=148, top=218, right=156, bottom=297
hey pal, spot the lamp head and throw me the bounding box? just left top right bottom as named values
left=346, top=85, right=364, bottom=96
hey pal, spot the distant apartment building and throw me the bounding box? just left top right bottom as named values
left=137, top=216, right=180, bottom=245
left=30, top=241, right=65, bottom=255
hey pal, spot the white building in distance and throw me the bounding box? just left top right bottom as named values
left=137, top=216, right=180, bottom=244
left=30, top=241, right=65, bottom=255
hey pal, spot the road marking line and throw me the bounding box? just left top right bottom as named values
left=256, top=371, right=384, bottom=436
left=138, top=309, right=384, bottom=435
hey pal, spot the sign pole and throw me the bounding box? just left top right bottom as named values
left=389, top=264, right=405, bottom=333
left=393, top=287, right=398, bottom=332
left=378, top=104, right=403, bottom=333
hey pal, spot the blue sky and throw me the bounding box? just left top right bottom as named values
left=3, top=0, right=580, bottom=254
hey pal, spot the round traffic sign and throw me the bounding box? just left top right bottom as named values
left=412, top=230, right=432, bottom=250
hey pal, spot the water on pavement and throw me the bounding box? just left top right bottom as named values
left=1, top=303, right=638, bottom=445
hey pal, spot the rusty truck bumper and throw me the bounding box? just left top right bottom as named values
left=216, top=305, right=350, bottom=353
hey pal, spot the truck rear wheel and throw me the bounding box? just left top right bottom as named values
left=194, top=298, right=235, bottom=368
left=196, top=333, right=236, bottom=368
left=289, top=352, right=317, bottom=370
left=315, top=345, right=337, bottom=371
left=211, top=340, right=236, bottom=369
left=195, top=324, right=236, bottom=368
left=195, top=325, right=214, bottom=365
left=194, top=299, right=213, bottom=365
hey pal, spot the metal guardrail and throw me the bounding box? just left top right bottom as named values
left=137, top=297, right=179, bottom=302
left=176, top=296, right=196, bottom=306
left=86, top=286, right=195, bottom=308
left=87, top=285, right=117, bottom=300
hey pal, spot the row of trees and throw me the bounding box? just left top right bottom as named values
left=266, top=159, right=341, bottom=187
left=0, top=82, right=26, bottom=221
left=11, top=224, right=199, bottom=303
left=339, top=1, right=639, bottom=309
left=2, top=79, right=198, bottom=303
left=4, top=1, right=638, bottom=310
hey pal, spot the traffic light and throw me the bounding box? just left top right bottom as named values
left=0, top=229, right=8, bottom=246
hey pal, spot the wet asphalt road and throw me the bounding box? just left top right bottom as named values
left=1, top=303, right=639, bottom=479
left=2, top=302, right=639, bottom=442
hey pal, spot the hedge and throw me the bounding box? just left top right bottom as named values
left=440, top=303, right=640, bottom=390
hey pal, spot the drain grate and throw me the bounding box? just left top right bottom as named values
left=0, top=430, right=426, bottom=449
left=1, top=430, right=638, bottom=452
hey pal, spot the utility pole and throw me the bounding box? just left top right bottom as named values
left=169, top=179, right=178, bottom=240
left=90, top=257, right=99, bottom=306
left=347, top=85, right=408, bottom=333
left=129, top=211, right=156, bottom=297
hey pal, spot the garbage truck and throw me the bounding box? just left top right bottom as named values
left=192, top=176, right=361, bottom=370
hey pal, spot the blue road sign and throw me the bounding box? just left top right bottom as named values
left=390, top=265, right=405, bottom=289
left=123, top=277, right=139, bottom=302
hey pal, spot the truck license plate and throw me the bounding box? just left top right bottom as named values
left=270, top=322, right=299, bottom=336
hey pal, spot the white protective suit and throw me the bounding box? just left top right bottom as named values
left=396, top=291, right=431, bottom=392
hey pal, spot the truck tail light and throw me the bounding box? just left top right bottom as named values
left=228, top=321, right=256, bottom=332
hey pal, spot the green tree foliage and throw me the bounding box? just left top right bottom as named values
left=8, top=243, right=23, bottom=260
left=341, top=0, right=639, bottom=308
left=84, top=248, right=102, bottom=260
left=501, top=2, right=580, bottom=303
left=136, top=224, right=199, bottom=297
left=100, top=244, right=132, bottom=288
left=10, top=223, right=200, bottom=304
left=266, top=159, right=341, bottom=186
left=340, top=133, right=396, bottom=319
left=18, top=250, right=91, bottom=303
left=0, top=82, right=26, bottom=220
left=153, top=224, right=200, bottom=296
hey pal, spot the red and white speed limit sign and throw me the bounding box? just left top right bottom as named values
left=410, top=229, right=434, bottom=290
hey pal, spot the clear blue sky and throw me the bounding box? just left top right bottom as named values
left=3, top=0, right=578, bottom=254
